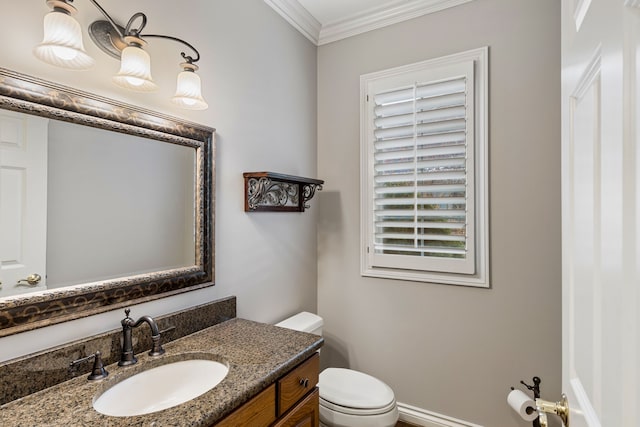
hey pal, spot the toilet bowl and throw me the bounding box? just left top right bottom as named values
left=276, top=312, right=399, bottom=427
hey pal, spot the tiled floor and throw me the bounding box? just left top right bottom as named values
left=396, top=422, right=419, bottom=427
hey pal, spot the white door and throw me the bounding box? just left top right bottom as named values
left=0, top=110, right=48, bottom=298
left=562, top=1, right=639, bottom=426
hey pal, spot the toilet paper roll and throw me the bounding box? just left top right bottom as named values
left=507, top=389, right=538, bottom=422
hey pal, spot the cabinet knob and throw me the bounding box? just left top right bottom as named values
left=299, top=378, right=309, bottom=388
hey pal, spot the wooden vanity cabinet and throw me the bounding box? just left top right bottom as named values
left=214, top=353, right=320, bottom=427
left=273, top=389, right=319, bottom=427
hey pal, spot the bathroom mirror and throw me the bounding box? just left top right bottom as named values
left=0, top=68, right=214, bottom=337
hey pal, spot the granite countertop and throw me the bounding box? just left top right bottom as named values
left=0, top=318, right=323, bottom=426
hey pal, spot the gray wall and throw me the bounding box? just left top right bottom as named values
left=317, top=0, right=561, bottom=425
left=47, top=120, right=195, bottom=287
left=0, top=0, right=318, bottom=361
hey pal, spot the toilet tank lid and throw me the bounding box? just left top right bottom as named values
left=275, top=311, right=323, bottom=333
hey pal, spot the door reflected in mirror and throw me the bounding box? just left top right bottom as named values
left=1, top=110, right=196, bottom=298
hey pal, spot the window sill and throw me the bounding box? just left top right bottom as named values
left=361, top=265, right=490, bottom=288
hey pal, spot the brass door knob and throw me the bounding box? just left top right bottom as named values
left=17, top=274, right=42, bottom=286
left=536, top=394, right=570, bottom=427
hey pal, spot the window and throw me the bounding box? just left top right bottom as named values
left=360, top=47, right=489, bottom=287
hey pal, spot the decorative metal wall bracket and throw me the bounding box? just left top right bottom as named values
left=243, top=172, right=324, bottom=212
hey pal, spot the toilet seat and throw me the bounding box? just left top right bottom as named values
left=319, top=396, right=399, bottom=427
left=320, top=397, right=397, bottom=416
left=319, top=368, right=396, bottom=413
left=319, top=405, right=399, bottom=427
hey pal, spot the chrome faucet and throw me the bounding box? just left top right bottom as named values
left=118, top=308, right=165, bottom=366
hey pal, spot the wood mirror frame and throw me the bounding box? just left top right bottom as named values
left=0, top=67, right=214, bottom=337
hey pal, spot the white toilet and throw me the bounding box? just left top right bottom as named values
left=276, top=312, right=399, bottom=427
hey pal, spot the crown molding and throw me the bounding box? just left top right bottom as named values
left=318, top=0, right=474, bottom=45
left=264, top=0, right=474, bottom=46
left=264, top=0, right=321, bottom=44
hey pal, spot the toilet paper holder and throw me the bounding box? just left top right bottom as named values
left=512, top=376, right=570, bottom=427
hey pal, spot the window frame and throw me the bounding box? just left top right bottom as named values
left=360, top=47, right=489, bottom=287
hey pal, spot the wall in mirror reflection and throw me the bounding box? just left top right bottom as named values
left=0, top=110, right=196, bottom=298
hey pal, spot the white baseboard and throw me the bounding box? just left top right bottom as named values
left=397, top=402, right=483, bottom=427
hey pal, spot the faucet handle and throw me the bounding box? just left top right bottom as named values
left=88, top=351, right=109, bottom=380
left=70, top=351, right=109, bottom=381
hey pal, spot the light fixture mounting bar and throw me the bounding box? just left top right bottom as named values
left=85, top=0, right=200, bottom=64
left=142, top=34, right=201, bottom=63
left=88, top=21, right=126, bottom=59
left=87, top=0, right=125, bottom=39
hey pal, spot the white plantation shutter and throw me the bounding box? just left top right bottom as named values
left=372, top=72, right=474, bottom=273
left=361, top=48, right=489, bottom=286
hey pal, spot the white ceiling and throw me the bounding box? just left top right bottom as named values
left=264, top=0, right=474, bottom=45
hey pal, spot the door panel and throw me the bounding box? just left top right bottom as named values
left=569, top=56, right=602, bottom=419
left=562, top=1, right=639, bottom=426
left=0, top=111, right=48, bottom=297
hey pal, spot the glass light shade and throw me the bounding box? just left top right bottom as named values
left=112, top=45, right=158, bottom=92
left=172, top=71, right=208, bottom=110
left=33, top=11, right=95, bottom=70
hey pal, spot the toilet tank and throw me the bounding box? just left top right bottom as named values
left=275, top=312, right=323, bottom=336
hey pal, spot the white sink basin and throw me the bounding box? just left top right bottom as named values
left=93, top=358, right=229, bottom=417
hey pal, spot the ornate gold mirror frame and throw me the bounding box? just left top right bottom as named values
left=0, top=67, right=214, bottom=337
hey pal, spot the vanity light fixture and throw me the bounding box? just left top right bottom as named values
left=33, top=1, right=95, bottom=70
left=34, top=0, right=209, bottom=110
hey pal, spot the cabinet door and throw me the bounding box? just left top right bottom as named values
left=215, top=384, right=276, bottom=427
left=273, top=388, right=319, bottom=427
